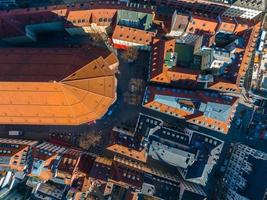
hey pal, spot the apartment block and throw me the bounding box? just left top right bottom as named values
left=219, top=143, right=267, bottom=200
left=149, top=14, right=261, bottom=93
left=0, top=138, right=38, bottom=198
left=135, top=114, right=224, bottom=186
left=112, top=9, right=156, bottom=50
left=143, top=86, right=238, bottom=134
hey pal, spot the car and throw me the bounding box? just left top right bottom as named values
left=88, top=121, right=96, bottom=125
left=235, top=118, right=242, bottom=128
left=246, top=136, right=254, bottom=140
left=107, top=110, right=113, bottom=116
left=8, top=130, right=23, bottom=136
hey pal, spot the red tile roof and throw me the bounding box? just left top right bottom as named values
left=112, top=25, right=156, bottom=46
left=186, top=16, right=218, bottom=35
left=143, top=86, right=238, bottom=134
left=0, top=47, right=110, bottom=82
left=0, top=2, right=154, bottom=38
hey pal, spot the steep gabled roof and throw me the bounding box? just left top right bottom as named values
left=0, top=52, right=117, bottom=125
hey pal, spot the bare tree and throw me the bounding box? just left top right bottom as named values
left=122, top=47, right=139, bottom=62
left=91, top=33, right=104, bottom=43
left=78, top=132, right=102, bottom=150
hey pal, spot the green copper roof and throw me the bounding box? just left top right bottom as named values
left=117, top=9, right=153, bottom=30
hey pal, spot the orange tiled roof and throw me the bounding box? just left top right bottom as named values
left=0, top=2, right=154, bottom=38
left=0, top=47, right=110, bottom=82
left=112, top=25, right=156, bottom=46
left=186, top=16, right=218, bottom=35
left=143, top=86, right=238, bottom=134
left=150, top=38, right=175, bottom=83
left=0, top=138, right=38, bottom=171
left=237, top=22, right=261, bottom=85
left=167, top=68, right=199, bottom=81
left=107, top=144, right=147, bottom=163
left=150, top=38, right=199, bottom=84
left=95, top=156, right=113, bottom=166
left=150, top=17, right=260, bottom=92
left=234, top=22, right=250, bottom=34
left=66, top=9, right=117, bottom=28
left=0, top=144, right=29, bottom=171
left=217, top=20, right=236, bottom=33
left=0, top=53, right=117, bottom=125
left=208, top=81, right=240, bottom=92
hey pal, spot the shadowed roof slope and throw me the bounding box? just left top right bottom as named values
left=0, top=47, right=110, bottom=82
left=0, top=50, right=118, bottom=125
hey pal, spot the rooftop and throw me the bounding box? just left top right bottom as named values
left=0, top=47, right=109, bottom=82
left=222, top=144, right=267, bottom=200
left=0, top=1, right=155, bottom=38
left=135, top=113, right=224, bottom=186
left=117, top=9, right=153, bottom=31
left=0, top=49, right=118, bottom=125
left=143, top=86, right=238, bottom=133
left=112, top=25, right=156, bottom=46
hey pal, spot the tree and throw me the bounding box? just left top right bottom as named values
left=78, top=132, right=102, bottom=150
left=122, top=47, right=139, bottom=62
left=91, top=33, right=104, bottom=43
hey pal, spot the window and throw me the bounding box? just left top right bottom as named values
left=99, top=18, right=103, bottom=22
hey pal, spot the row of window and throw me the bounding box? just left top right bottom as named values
left=72, top=17, right=112, bottom=24
left=118, top=34, right=150, bottom=43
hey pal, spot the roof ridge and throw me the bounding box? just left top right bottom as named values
left=61, top=56, right=113, bottom=82
left=62, top=75, right=115, bottom=98
left=61, top=75, right=113, bottom=83
left=58, top=83, right=78, bottom=122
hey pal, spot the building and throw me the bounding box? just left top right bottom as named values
left=0, top=0, right=16, bottom=7
left=149, top=38, right=200, bottom=85
left=0, top=1, right=154, bottom=44
left=105, top=118, right=209, bottom=200
left=219, top=143, right=267, bottom=200
left=26, top=142, right=97, bottom=199
left=222, top=5, right=263, bottom=19
left=33, top=182, right=65, bottom=200
left=53, top=148, right=82, bottom=185
left=152, top=0, right=264, bottom=19
left=150, top=0, right=229, bottom=19
left=0, top=47, right=118, bottom=125
left=0, top=138, right=38, bottom=172
left=143, top=86, right=238, bottom=134
left=0, top=131, right=209, bottom=200
left=112, top=9, right=156, bottom=50
left=135, top=113, right=224, bottom=186
left=167, top=10, right=190, bottom=37
left=232, top=0, right=266, bottom=11
left=251, top=29, right=267, bottom=98
left=0, top=138, right=38, bottom=198
left=149, top=16, right=261, bottom=93
left=29, top=142, right=67, bottom=182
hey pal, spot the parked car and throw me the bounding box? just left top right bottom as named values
left=8, top=130, right=23, bottom=136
